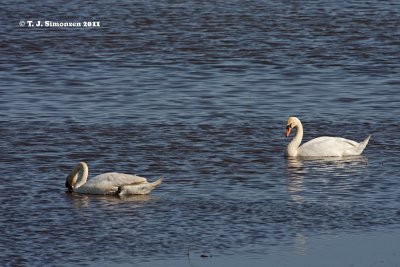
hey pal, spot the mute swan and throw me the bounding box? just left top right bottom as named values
left=65, top=162, right=163, bottom=195
left=285, top=117, right=371, bottom=157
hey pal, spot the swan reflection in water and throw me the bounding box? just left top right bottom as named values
left=285, top=156, right=369, bottom=255
left=286, top=155, right=369, bottom=203
left=65, top=191, right=155, bottom=209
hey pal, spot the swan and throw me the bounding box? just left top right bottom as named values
left=285, top=117, right=371, bottom=157
left=65, top=162, right=163, bottom=195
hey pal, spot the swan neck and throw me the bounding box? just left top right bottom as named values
left=294, top=122, right=303, bottom=145
left=75, top=162, right=88, bottom=188
left=287, top=121, right=303, bottom=156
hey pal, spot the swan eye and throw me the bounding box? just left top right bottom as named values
left=286, top=124, right=292, bottom=130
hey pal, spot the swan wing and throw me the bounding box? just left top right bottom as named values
left=76, top=172, right=148, bottom=194
left=89, top=172, right=148, bottom=186
left=298, top=136, right=359, bottom=157
left=118, top=177, right=163, bottom=195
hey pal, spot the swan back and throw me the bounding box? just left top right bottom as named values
left=298, top=135, right=371, bottom=157
left=85, top=172, right=147, bottom=188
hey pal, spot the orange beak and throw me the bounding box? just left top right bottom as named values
left=285, top=127, right=292, bottom=137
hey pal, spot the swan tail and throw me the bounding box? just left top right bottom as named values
left=355, top=134, right=371, bottom=155
left=149, top=177, right=163, bottom=188
left=118, top=177, right=163, bottom=196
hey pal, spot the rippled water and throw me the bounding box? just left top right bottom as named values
left=1, top=0, right=400, bottom=266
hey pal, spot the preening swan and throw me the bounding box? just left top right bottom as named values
left=65, top=162, right=163, bottom=195
left=285, top=117, right=371, bottom=157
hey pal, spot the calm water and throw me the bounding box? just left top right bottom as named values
left=1, top=0, right=400, bottom=266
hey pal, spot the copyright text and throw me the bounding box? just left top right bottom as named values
left=19, top=20, right=101, bottom=28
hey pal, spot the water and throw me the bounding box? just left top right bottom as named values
left=1, top=0, right=400, bottom=266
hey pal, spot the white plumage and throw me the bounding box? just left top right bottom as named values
left=65, top=162, right=162, bottom=195
left=285, top=117, right=371, bottom=157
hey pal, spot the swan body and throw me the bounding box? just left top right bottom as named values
left=66, top=162, right=162, bottom=195
left=285, top=117, right=371, bottom=157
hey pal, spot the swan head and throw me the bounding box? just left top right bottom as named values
left=286, top=117, right=301, bottom=137
left=65, top=180, right=72, bottom=192
left=66, top=172, right=78, bottom=193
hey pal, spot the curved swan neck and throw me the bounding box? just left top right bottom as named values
left=67, top=162, right=89, bottom=191
left=75, top=162, right=89, bottom=188
left=287, top=118, right=303, bottom=157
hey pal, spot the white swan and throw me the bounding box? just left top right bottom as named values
left=285, top=117, right=371, bottom=157
left=65, top=162, right=163, bottom=195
